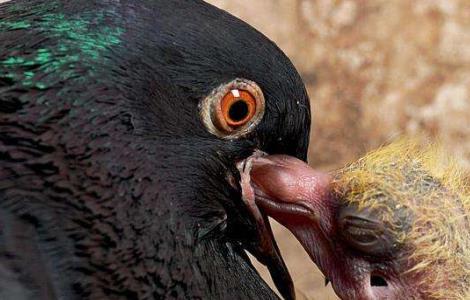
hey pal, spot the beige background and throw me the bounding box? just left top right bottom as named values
left=208, top=1, right=470, bottom=299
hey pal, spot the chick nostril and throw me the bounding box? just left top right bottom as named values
left=370, top=275, right=388, bottom=287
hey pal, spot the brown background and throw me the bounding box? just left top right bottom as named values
left=207, top=1, right=470, bottom=299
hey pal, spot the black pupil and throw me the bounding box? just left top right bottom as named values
left=228, top=100, right=249, bottom=122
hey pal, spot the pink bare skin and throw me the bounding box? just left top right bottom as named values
left=241, top=154, right=424, bottom=300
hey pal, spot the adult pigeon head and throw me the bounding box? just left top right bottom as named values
left=0, top=0, right=311, bottom=299
left=249, top=140, right=470, bottom=300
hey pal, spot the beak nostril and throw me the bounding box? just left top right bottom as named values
left=370, top=275, right=388, bottom=287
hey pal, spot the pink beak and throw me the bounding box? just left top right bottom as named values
left=238, top=153, right=335, bottom=299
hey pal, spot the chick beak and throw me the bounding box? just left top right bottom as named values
left=238, top=153, right=333, bottom=300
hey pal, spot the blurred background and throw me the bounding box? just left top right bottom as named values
left=208, top=1, right=470, bottom=299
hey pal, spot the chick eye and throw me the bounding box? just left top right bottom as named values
left=338, top=205, right=399, bottom=257
left=200, top=78, right=265, bottom=139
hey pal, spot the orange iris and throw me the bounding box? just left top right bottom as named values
left=219, top=89, right=257, bottom=128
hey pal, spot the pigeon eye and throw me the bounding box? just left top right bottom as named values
left=221, top=89, right=256, bottom=127
left=200, top=78, right=265, bottom=139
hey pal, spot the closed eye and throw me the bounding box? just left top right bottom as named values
left=338, top=206, right=399, bottom=257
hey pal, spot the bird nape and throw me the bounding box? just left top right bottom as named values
left=248, top=140, right=469, bottom=300
left=0, top=0, right=315, bottom=299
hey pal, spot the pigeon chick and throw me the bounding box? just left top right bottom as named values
left=247, top=140, right=469, bottom=300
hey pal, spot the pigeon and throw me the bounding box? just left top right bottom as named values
left=0, top=0, right=315, bottom=299
left=247, top=140, right=469, bottom=300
